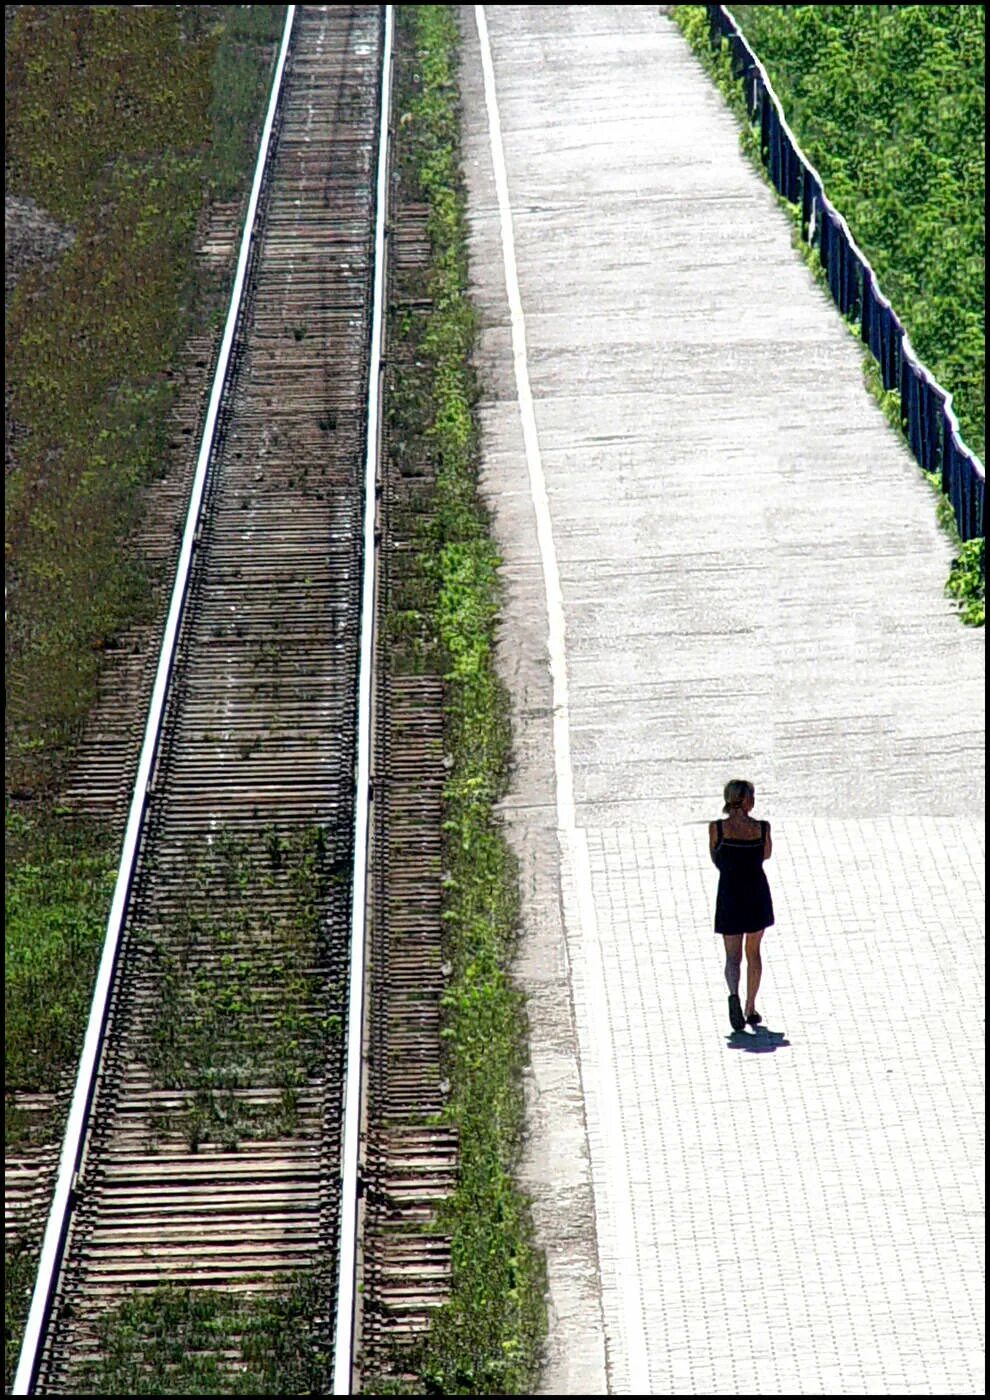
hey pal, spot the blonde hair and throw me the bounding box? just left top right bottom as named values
left=722, top=779, right=755, bottom=814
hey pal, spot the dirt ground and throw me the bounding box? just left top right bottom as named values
left=5, top=194, right=76, bottom=298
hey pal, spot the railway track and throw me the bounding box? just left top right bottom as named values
left=359, top=200, right=456, bottom=1372
left=56, top=197, right=251, bottom=830
left=4, top=189, right=253, bottom=1386
left=9, top=6, right=458, bottom=1392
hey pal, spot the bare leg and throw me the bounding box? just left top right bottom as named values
left=722, top=935, right=743, bottom=994
left=744, top=930, right=764, bottom=1017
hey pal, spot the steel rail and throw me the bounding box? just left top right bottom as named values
left=718, top=3, right=984, bottom=488
left=10, top=8, right=298, bottom=1392
left=332, top=6, right=393, bottom=1392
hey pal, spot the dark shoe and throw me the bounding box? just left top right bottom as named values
left=728, top=994, right=745, bottom=1032
left=745, top=1010, right=762, bottom=1026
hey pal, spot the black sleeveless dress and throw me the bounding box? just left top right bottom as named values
left=712, top=820, right=774, bottom=935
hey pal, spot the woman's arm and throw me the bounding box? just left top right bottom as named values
left=763, top=821, right=772, bottom=861
left=709, top=820, right=719, bottom=864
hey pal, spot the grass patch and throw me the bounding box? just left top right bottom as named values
left=0, top=804, right=111, bottom=1387
left=4, top=807, right=117, bottom=1102
left=67, top=1276, right=332, bottom=1396
left=5, top=6, right=286, bottom=796
left=673, top=4, right=984, bottom=626
left=140, top=825, right=345, bottom=1153
left=204, top=6, right=289, bottom=201
left=374, top=6, right=547, bottom=1393
left=4, top=1239, right=38, bottom=1390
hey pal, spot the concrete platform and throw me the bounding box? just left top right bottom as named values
left=459, top=6, right=985, bottom=1395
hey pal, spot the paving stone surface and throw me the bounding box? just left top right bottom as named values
left=459, top=5, right=984, bottom=1395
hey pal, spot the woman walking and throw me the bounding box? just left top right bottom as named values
left=709, top=779, right=774, bottom=1032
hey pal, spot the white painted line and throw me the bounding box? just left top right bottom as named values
left=332, top=6, right=393, bottom=1394
left=11, top=9, right=297, bottom=1395
left=474, top=7, right=650, bottom=1392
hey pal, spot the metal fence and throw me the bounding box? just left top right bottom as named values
left=708, top=4, right=985, bottom=547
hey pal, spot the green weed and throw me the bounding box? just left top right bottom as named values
left=4, top=807, right=117, bottom=1104
left=944, top=534, right=985, bottom=627
left=377, top=6, right=547, bottom=1393
left=142, top=825, right=342, bottom=1152
left=69, top=1275, right=332, bottom=1395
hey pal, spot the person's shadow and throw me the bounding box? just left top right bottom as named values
left=726, top=1024, right=790, bottom=1053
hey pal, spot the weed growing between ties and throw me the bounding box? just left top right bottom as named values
left=141, top=825, right=346, bottom=1152
left=674, top=4, right=985, bottom=627
left=4, top=7, right=285, bottom=1388
left=67, top=1276, right=333, bottom=1396
left=364, top=6, right=547, bottom=1394
left=28, top=825, right=345, bottom=1392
